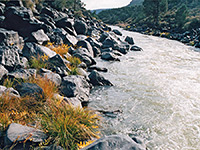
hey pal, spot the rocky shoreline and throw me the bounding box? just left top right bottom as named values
left=125, top=26, right=200, bottom=49
left=0, top=0, right=146, bottom=149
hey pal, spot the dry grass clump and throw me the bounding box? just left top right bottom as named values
left=29, top=54, right=48, bottom=70
left=46, top=42, right=70, bottom=57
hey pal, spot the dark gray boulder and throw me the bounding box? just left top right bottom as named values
left=40, top=68, right=62, bottom=86
left=81, top=135, right=146, bottom=150
left=130, top=45, right=143, bottom=51
left=125, top=36, right=134, bottom=45
left=88, top=70, right=113, bottom=86
left=41, top=7, right=67, bottom=20
left=4, top=6, right=44, bottom=37
left=102, top=38, right=117, bottom=49
left=0, top=28, right=24, bottom=49
left=5, top=0, right=24, bottom=7
left=0, top=64, right=8, bottom=80
left=99, top=32, right=109, bottom=42
left=0, top=45, right=22, bottom=71
left=22, top=42, right=56, bottom=60
left=28, top=29, right=50, bottom=45
left=88, top=66, right=108, bottom=72
left=0, top=85, right=20, bottom=98
left=113, top=29, right=122, bottom=36
left=86, top=37, right=102, bottom=57
left=101, top=52, right=120, bottom=61
left=60, top=75, right=91, bottom=102
left=5, top=123, right=47, bottom=149
left=63, top=33, right=78, bottom=46
left=0, top=3, right=5, bottom=16
left=74, top=20, right=88, bottom=35
left=76, top=40, right=94, bottom=57
left=15, top=82, right=44, bottom=99
left=48, top=54, right=70, bottom=77
left=113, top=44, right=129, bottom=54
left=56, top=18, right=74, bottom=31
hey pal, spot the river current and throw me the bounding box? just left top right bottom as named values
left=89, top=26, right=200, bottom=150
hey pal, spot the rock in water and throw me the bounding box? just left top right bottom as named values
left=88, top=70, right=113, bottom=86
left=81, top=135, right=146, bottom=150
left=125, top=36, right=134, bottom=45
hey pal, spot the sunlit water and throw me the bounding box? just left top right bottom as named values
left=89, top=26, right=200, bottom=150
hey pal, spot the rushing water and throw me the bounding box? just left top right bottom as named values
left=89, top=26, right=200, bottom=150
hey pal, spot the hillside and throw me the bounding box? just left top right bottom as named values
left=128, top=0, right=144, bottom=6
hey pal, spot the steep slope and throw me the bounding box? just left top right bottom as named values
left=128, top=0, right=144, bottom=6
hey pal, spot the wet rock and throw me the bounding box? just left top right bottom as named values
left=88, top=70, right=113, bottom=86
left=48, top=54, right=70, bottom=77
left=102, top=38, right=117, bottom=49
left=74, top=20, right=88, bottom=35
left=0, top=64, right=8, bottom=80
left=40, top=69, right=62, bottom=86
left=125, top=36, right=134, bottom=45
left=15, top=82, right=44, bottom=99
left=60, top=75, right=91, bottom=102
left=0, top=28, right=24, bottom=49
left=0, top=85, right=20, bottom=97
left=101, top=52, right=120, bottom=61
left=113, top=29, right=122, bottom=36
left=22, top=42, right=56, bottom=60
left=28, top=29, right=50, bottom=45
left=5, top=123, right=47, bottom=149
left=88, top=66, right=108, bottom=72
left=81, top=135, right=146, bottom=150
left=130, top=45, right=143, bottom=51
left=0, top=45, right=22, bottom=71
left=113, top=44, right=128, bottom=54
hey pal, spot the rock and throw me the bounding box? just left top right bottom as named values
left=7, top=68, right=36, bottom=81
left=113, top=29, right=122, bottom=36
left=77, top=68, right=88, bottom=78
left=88, top=66, right=108, bottom=72
left=22, top=42, right=56, bottom=60
left=39, top=14, right=56, bottom=29
left=101, top=52, right=120, bottom=61
left=5, top=0, right=24, bottom=7
left=5, top=123, right=47, bottom=149
left=130, top=45, right=143, bottom=51
left=41, top=69, right=62, bottom=86
left=15, top=82, right=44, bottom=99
left=88, top=70, right=113, bottom=86
left=56, top=18, right=74, bottom=31
left=102, top=38, right=117, bottom=49
left=60, top=75, right=91, bottom=102
left=63, top=97, right=82, bottom=108
left=86, top=37, right=102, bottom=57
left=0, top=85, right=20, bottom=97
left=0, top=3, right=5, bottom=16
left=35, top=145, right=64, bottom=150
left=28, top=29, right=50, bottom=45
left=0, top=64, right=8, bottom=80
left=76, top=40, right=94, bottom=57
left=48, top=54, right=70, bottom=77
left=4, top=6, right=44, bottom=37
left=81, top=135, right=146, bottom=150
left=99, top=32, right=109, bottom=42
left=74, top=20, right=88, bottom=35
left=0, top=45, right=22, bottom=71
left=63, top=33, right=78, bottom=46
left=125, top=36, right=134, bottom=45
left=195, top=42, right=200, bottom=48
left=41, top=7, right=67, bottom=20
left=0, top=28, right=24, bottom=49
left=0, top=16, right=5, bottom=28
left=113, top=44, right=129, bottom=54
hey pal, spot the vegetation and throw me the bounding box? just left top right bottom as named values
left=29, top=54, right=48, bottom=70
left=0, top=76, right=100, bottom=149
left=97, top=0, right=200, bottom=32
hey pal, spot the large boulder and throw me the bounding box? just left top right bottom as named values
left=0, top=64, right=8, bottom=80
left=81, top=135, right=146, bottom=150
left=15, top=82, right=44, bottom=100
left=41, top=7, right=68, bottom=20
left=113, top=29, right=122, bottom=36
left=74, top=20, right=88, bottom=35
left=60, top=75, right=91, bottom=102
left=0, top=28, right=24, bottom=49
left=48, top=54, right=70, bottom=77
left=0, top=3, right=5, bottom=16
left=76, top=40, right=94, bottom=57
left=28, top=29, right=50, bottom=45
left=5, top=123, right=47, bottom=149
left=102, top=37, right=117, bottom=49
left=56, top=18, right=74, bottom=30
left=22, top=42, right=56, bottom=60
left=88, top=70, right=113, bottom=86
left=4, top=6, right=44, bottom=37
left=0, top=45, right=23, bottom=71
left=101, top=52, right=120, bottom=61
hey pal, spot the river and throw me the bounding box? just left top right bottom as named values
left=89, top=26, right=200, bottom=150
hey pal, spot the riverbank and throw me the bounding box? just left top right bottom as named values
left=0, top=1, right=146, bottom=149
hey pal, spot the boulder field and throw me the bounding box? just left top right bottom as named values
left=0, top=1, right=144, bottom=149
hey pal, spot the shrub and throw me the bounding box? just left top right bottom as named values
left=40, top=101, right=100, bottom=150
left=46, top=43, right=70, bottom=57
left=29, top=54, right=48, bottom=70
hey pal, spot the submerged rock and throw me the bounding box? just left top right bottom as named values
left=81, top=135, right=146, bottom=150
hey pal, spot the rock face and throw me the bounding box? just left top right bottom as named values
left=0, top=28, right=24, bottom=49
left=81, top=135, right=146, bottom=150
left=88, top=70, right=113, bottom=86
left=5, top=123, right=47, bottom=148
left=60, top=75, right=91, bottom=102
left=0, top=45, right=22, bottom=71
left=15, top=82, right=44, bottom=99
